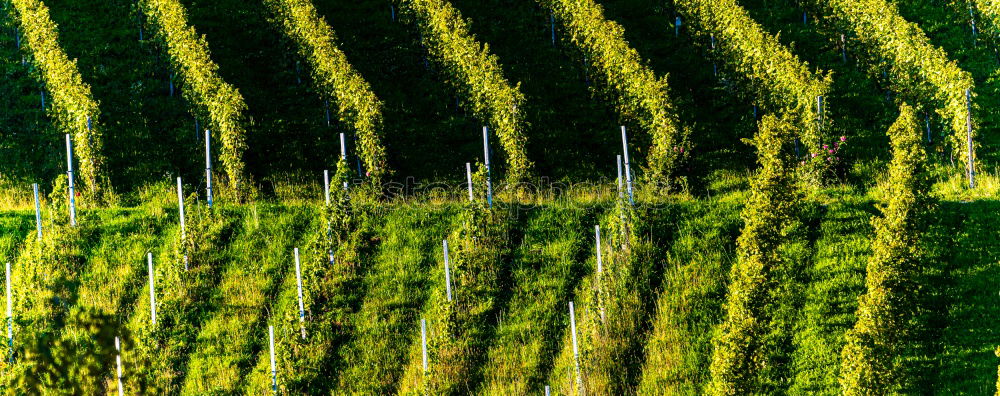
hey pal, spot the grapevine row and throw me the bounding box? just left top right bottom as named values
left=8, top=0, right=109, bottom=202
left=675, top=0, right=831, bottom=153
left=398, top=166, right=513, bottom=394
left=398, top=0, right=531, bottom=184
left=707, top=114, right=801, bottom=395
left=839, top=103, right=932, bottom=394
left=139, top=0, right=252, bottom=201
left=806, top=0, right=975, bottom=164
left=263, top=0, right=390, bottom=184
left=539, top=0, right=689, bottom=188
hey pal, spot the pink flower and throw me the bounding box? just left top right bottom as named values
left=827, top=157, right=833, bottom=162
left=811, top=153, right=818, bottom=158
left=801, top=161, right=806, bottom=166
left=828, top=149, right=834, bottom=154
left=835, top=157, right=840, bottom=161
left=822, top=144, right=829, bottom=149
left=366, top=171, right=370, bottom=177
left=840, top=136, right=847, bottom=142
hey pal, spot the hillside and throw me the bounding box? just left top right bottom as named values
left=0, top=0, right=999, bottom=394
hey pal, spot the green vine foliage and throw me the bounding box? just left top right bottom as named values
left=676, top=0, right=831, bottom=153
left=8, top=0, right=109, bottom=203
left=810, top=0, right=975, bottom=166
left=395, top=163, right=511, bottom=394
left=540, top=0, right=690, bottom=190
left=974, top=0, right=1000, bottom=38
left=707, top=114, right=800, bottom=395
left=139, top=0, right=252, bottom=201
left=995, top=346, right=1000, bottom=396
left=839, top=103, right=932, bottom=395
left=398, top=0, right=531, bottom=185
left=263, top=0, right=390, bottom=186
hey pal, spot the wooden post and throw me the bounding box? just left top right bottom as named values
left=569, top=301, right=583, bottom=395
left=483, top=127, right=493, bottom=208
left=620, top=127, right=634, bottom=205
left=32, top=183, right=41, bottom=240
left=466, top=163, right=474, bottom=202
left=443, top=240, right=452, bottom=302
left=205, top=130, right=214, bottom=208
left=65, top=134, right=77, bottom=226
left=148, top=253, right=156, bottom=326
left=294, top=248, right=306, bottom=340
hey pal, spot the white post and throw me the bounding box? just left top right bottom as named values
left=340, top=133, right=348, bottom=190
left=483, top=127, right=493, bottom=208
left=339, top=133, right=347, bottom=161
left=466, top=163, right=474, bottom=202
left=148, top=253, right=156, bottom=326
left=323, top=170, right=331, bottom=206
left=294, top=248, right=306, bottom=340
left=443, top=240, right=452, bottom=302
left=6, top=261, right=12, bottom=363
left=65, top=134, right=77, bottom=226
left=595, top=225, right=602, bottom=274
left=205, top=130, right=213, bottom=208
left=620, top=126, right=634, bottom=205
left=570, top=301, right=583, bottom=395
left=177, top=177, right=186, bottom=242
left=545, top=385, right=550, bottom=396
left=32, top=183, right=42, bottom=239
left=115, top=336, right=123, bottom=396
left=268, top=325, right=277, bottom=393
left=595, top=226, right=605, bottom=324
left=421, top=318, right=428, bottom=375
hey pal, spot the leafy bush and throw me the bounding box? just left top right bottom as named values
left=398, top=0, right=531, bottom=184
left=839, top=103, right=932, bottom=394
left=263, top=0, right=390, bottom=185
left=675, top=0, right=831, bottom=154
left=8, top=0, right=109, bottom=202
left=707, top=114, right=800, bottom=395
left=540, top=0, right=689, bottom=189
left=808, top=0, right=975, bottom=165
left=139, top=0, right=253, bottom=201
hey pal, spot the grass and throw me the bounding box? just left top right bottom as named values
left=477, top=204, right=596, bottom=394
left=0, top=183, right=996, bottom=392
left=333, top=205, right=455, bottom=394
left=788, top=192, right=875, bottom=394
left=176, top=204, right=315, bottom=393
left=636, top=192, right=743, bottom=394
